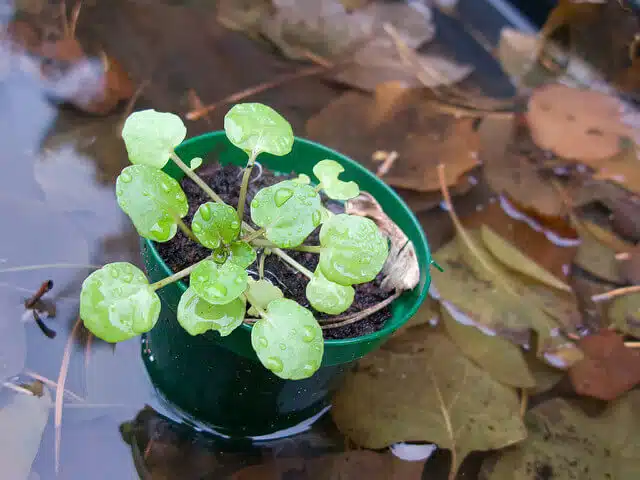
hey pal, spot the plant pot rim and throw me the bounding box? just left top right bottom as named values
left=144, top=131, right=431, bottom=347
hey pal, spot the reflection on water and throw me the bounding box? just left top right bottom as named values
left=1, top=0, right=638, bottom=479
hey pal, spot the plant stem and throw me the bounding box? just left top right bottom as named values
left=272, top=248, right=313, bottom=279
left=242, top=227, right=265, bottom=243
left=170, top=151, right=224, bottom=204
left=592, top=285, right=640, bottom=302
left=243, top=293, right=267, bottom=319
left=251, top=239, right=323, bottom=254
left=237, top=151, right=259, bottom=223
left=150, top=256, right=209, bottom=291
left=321, top=290, right=401, bottom=329
left=259, top=252, right=266, bottom=279
left=175, top=217, right=200, bottom=244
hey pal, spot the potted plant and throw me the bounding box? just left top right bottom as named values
left=79, top=103, right=431, bottom=438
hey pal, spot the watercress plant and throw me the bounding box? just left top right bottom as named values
left=79, top=103, right=389, bottom=380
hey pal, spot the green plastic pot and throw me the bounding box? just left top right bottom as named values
left=141, top=132, right=431, bottom=438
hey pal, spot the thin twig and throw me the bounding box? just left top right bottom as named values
left=429, top=370, right=457, bottom=480
left=625, top=342, right=640, bottom=349
left=321, top=291, right=401, bottom=329
left=55, top=318, right=82, bottom=474
left=69, top=1, right=82, bottom=38
left=592, top=285, right=640, bottom=303
left=272, top=249, right=313, bottom=279
left=24, top=369, right=84, bottom=402
left=185, top=63, right=337, bottom=121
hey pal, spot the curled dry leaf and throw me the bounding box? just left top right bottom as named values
left=526, top=83, right=636, bottom=163
left=568, top=330, right=640, bottom=401
left=608, top=292, right=640, bottom=338
left=480, top=391, right=640, bottom=479
left=331, top=330, right=527, bottom=477
left=346, top=191, right=419, bottom=291
left=307, top=83, right=480, bottom=193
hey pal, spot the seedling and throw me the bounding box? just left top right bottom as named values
left=79, top=103, right=389, bottom=380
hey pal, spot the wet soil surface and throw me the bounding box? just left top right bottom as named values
left=155, top=162, right=393, bottom=340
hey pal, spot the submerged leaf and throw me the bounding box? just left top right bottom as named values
left=251, top=299, right=323, bottom=380
left=177, top=287, right=245, bottom=336
left=319, top=214, right=388, bottom=286
left=246, top=278, right=284, bottom=316
left=313, top=159, right=360, bottom=200
left=121, top=109, right=186, bottom=168
left=608, top=292, right=640, bottom=337
left=441, top=302, right=535, bottom=389
left=574, top=221, right=625, bottom=284
left=0, top=386, right=51, bottom=480
left=190, top=260, right=248, bottom=305
left=224, top=103, right=293, bottom=156
left=191, top=202, right=241, bottom=249
left=306, top=268, right=355, bottom=315
left=250, top=180, right=322, bottom=248
left=481, top=391, right=640, bottom=479
left=116, top=165, right=188, bottom=242
left=332, top=331, right=526, bottom=475
left=80, top=262, right=161, bottom=343
left=480, top=225, right=572, bottom=292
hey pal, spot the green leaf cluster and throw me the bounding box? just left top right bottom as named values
left=79, top=103, right=394, bottom=381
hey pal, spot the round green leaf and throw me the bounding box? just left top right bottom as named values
left=293, top=174, right=311, bottom=185
left=116, top=165, right=188, bottom=242
left=80, top=262, right=160, bottom=343
left=189, top=157, right=203, bottom=170
left=306, top=269, right=355, bottom=315
left=177, top=287, right=245, bottom=336
left=246, top=278, right=284, bottom=315
left=313, top=159, right=360, bottom=201
left=224, top=103, right=294, bottom=156
left=192, top=202, right=241, bottom=249
left=190, top=259, right=248, bottom=305
left=228, top=241, right=256, bottom=268
left=319, top=214, right=388, bottom=286
left=250, top=180, right=322, bottom=248
left=121, top=109, right=186, bottom=168
left=251, top=299, right=323, bottom=380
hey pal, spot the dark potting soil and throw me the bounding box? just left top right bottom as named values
left=155, top=162, right=393, bottom=340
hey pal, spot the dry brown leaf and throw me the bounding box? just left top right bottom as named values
left=592, top=143, right=640, bottom=197
left=305, top=450, right=424, bottom=480
left=526, top=83, right=635, bottom=163
left=331, top=331, right=527, bottom=477
left=568, top=329, right=640, bottom=401
left=306, top=85, right=480, bottom=193
left=346, top=191, right=419, bottom=291
left=608, top=194, right=640, bottom=242
left=574, top=221, right=625, bottom=284
left=618, top=245, right=640, bottom=285
left=581, top=219, right=635, bottom=253
left=608, top=292, right=640, bottom=338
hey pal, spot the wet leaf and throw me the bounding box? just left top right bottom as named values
left=0, top=386, right=51, bottom=480
left=313, top=159, right=360, bottom=201
left=331, top=331, right=527, bottom=475
left=574, top=221, right=624, bottom=284
left=121, top=109, right=186, bottom=169
left=568, top=330, right=640, bottom=401
left=346, top=191, right=419, bottom=291
left=480, top=225, right=572, bottom=293
left=618, top=245, right=640, bottom=285
left=224, top=103, right=293, bottom=156
left=480, top=391, right=640, bottom=479
left=319, top=214, right=388, bottom=286
left=191, top=202, right=241, bottom=249
left=177, top=287, right=245, bottom=336
left=306, top=268, right=355, bottom=315
left=440, top=302, right=535, bottom=389
left=190, top=259, right=248, bottom=305
left=608, top=293, right=640, bottom=338
left=228, top=241, right=256, bottom=269
left=305, top=450, right=425, bottom=480
left=524, top=348, right=565, bottom=395
left=116, top=165, right=189, bottom=243
left=246, top=278, right=284, bottom=316
left=306, top=84, right=480, bottom=192
left=250, top=299, right=323, bottom=380
left=250, top=179, right=322, bottom=248
left=80, top=262, right=161, bottom=343
left=609, top=195, right=640, bottom=242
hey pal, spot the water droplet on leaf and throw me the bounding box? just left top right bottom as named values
left=200, top=204, right=211, bottom=221
left=302, top=325, right=316, bottom=343
left=274, top=188, right=294, bottom=207
left=258, top=336, right=268, bottom=348
left=279, top=343, right=286, bottom=351
left=192, top=222, right=202, bottom=233
left=265, top=356, right=284, bottom=373
left=161, top=182, right=171, bottom=192
left=120, top=172, right=132, bottom=183
left=207, top=283, right=228, bottom=298
left=302, top=363, right=317, bottom=375
left=312, top=210, right=321, bottom=227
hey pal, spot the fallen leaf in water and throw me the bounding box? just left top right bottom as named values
left=307, top=85, right=480, bottom=192
left=331, top=330, right=527, bottom=477
left=440, top=302, right=535, bottom=389
left=480, top=391, right=640, bottom=479
left=346, top=192, right=419, bottom=291
left=480, top=225, right=572, bottom=293
left=216, top=0, right=273, bottom=34
left=305, top=450, right=425, bottom=480
left=609, top=194, right=640, bottom=242
left=591, top=143, right=640, bottom=197
left=618, top=245, right=640, bottom=285
left=568, top=330, right=640, bottom=401
left=608, top=292, right=640, bottom=338
left=523, top=347, right=565, bottom=395
left=387, top=297, right=439, bottom=340
left=0, top=385, right=51, bottom=480
left=574, top=221, right=625, bottom=284
left=581, top=219, right=635, bottom=254
left=526, top=83, right=635, bottom=163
